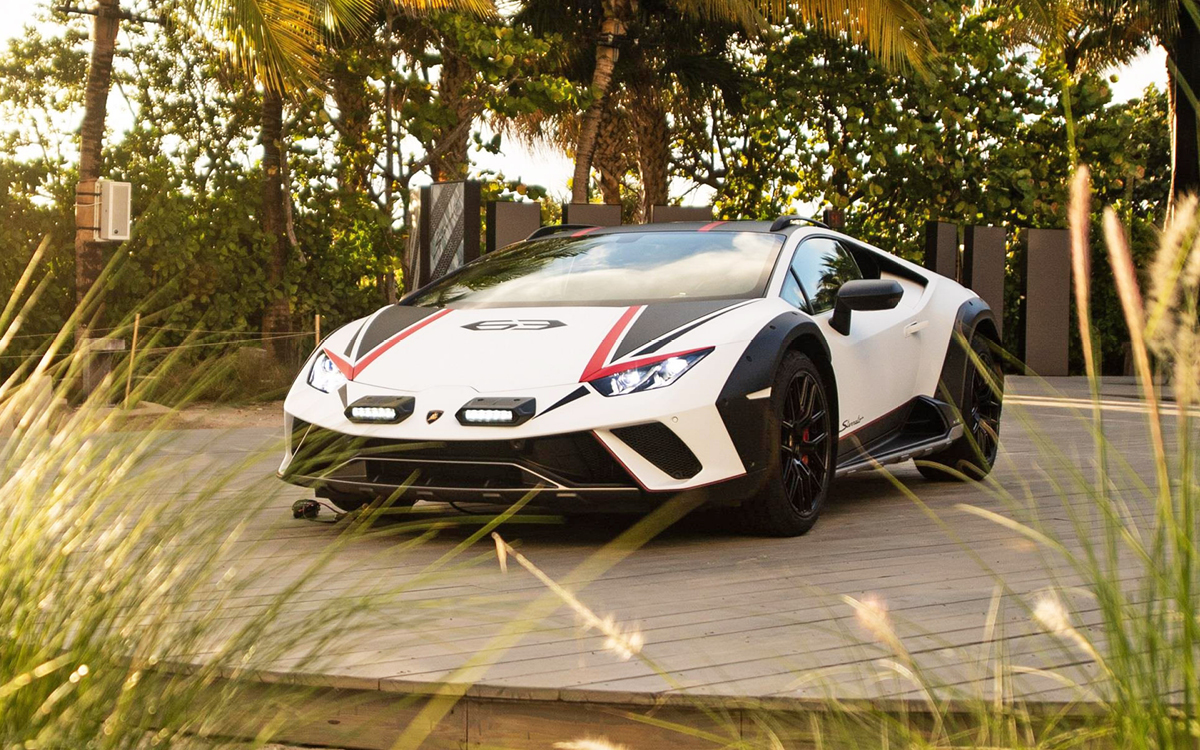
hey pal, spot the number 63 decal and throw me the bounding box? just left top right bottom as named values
left=461, top=320, right=566, bottom=331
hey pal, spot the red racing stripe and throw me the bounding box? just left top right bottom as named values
left=583, top=346, right=711, bottom=381
left=350, top=308, right=453, bottom=379
left=572, top=226, right=601, bottom=237
left=697, top=221, right=727, bottom=232
left=322, top=348, right=354, bottom=379
left=579, top=305, right=642, bottom=382
left=592, top=430, right=649, bottom=491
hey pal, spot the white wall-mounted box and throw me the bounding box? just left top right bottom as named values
left=96, top=179, right=132, bottom=242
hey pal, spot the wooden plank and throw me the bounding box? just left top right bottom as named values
left=128, top=379, right=1172, bottom=723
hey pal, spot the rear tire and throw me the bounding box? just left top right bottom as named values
left=917, top=332, right=1003, bottom=481
left=740, top=352, right=835, bottom=537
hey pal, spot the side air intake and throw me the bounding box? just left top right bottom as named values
left=610, top=423, right=702, bottom=480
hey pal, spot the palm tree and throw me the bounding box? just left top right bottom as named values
left=75, top=0, right=123, bottom=324
left=993, top=0, right=1160, bottom=168
left=73, top=0, right=370, bottom=355
left=1162, top=0, right=1199, bottom=211
left=1091, top=0, right=1197, bottom=211
left=73, top=0, right=489, bottom=362
left=994, top=0, right=1197, bottom=210
left=214, top=0, right=380, bottom=360
left=202, top=0, right=489, bottom=359
left=559, top=0, right=931, bottom=205
left=621, top=10, right=749, bottom=219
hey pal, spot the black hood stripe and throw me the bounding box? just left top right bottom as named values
left=354, top=306, right=443, bottom=358
left=630, top=300, right=755, bottom=358
left=612, top=300, right=748, bottom=361
left=536, top=385, right=589, bottom=418
left=344, top=324, right=363, bottom=357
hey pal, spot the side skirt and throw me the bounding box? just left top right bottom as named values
left=834, top=397, right=964, bottom=478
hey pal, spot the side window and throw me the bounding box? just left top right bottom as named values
left=780, top=270, right=804, bottom=308
left=790, top=238, right=863, bottom=314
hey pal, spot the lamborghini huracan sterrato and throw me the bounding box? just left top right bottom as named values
left=279, top=217, right=1003, bottom=536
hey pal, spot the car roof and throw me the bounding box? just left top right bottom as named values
left=529, top=219, right=838, bottom=241
left=586, top=220, right=778, bottom=234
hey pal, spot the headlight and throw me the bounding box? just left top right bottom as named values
left=307, top=351, right=347, bottom=393
left=589, top=349, right=711, bottom=397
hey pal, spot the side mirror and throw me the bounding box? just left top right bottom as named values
left=830, top=279, right=904, bottom=335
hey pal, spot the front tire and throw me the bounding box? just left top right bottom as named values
left=917, top=332, right=1003, bottom=481
left=740, top=352, right=835, bottom=537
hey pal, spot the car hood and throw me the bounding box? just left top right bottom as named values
left=321, top=299, right=764, bottom=393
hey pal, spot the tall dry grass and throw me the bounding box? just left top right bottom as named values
left=787, top=173, right=1200, bottom=747
left=0, top=245, right=533, bottom=748
left=508, top=174, right=1200, bottom=749
left=6, top=169, right=1199, bottom=749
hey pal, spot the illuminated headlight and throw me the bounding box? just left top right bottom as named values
left=461, top=409, right=516, bottom=424
left=590, top=349, right=712, bottom=397
left=308, top=351, right=347, bottom=393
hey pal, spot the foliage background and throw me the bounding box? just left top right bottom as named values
left=0, top=0, right=1171, bottom=379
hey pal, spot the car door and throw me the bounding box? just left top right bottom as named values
left=783, top=237, right=922, bottom=445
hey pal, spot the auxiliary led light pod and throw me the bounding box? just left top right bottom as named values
left=456, top=397, right=536, bottom=426
left=344, top=396, right=415, bottom=424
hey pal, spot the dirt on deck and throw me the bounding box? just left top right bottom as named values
left=163, top=401, right=284, bottom=430
left=1, top=400, right=286, bottom=437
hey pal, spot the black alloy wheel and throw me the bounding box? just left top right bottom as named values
left=918, top=333, right=1004, bottom=481
left=741, top=351, right=835, bottom=537
left=780, top=369, right=831, bottom=518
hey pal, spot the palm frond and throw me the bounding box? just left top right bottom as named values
left=202, top=0, right=323, bottom=93
left=670, top=0, right=767, bottom=33
left=763, top=0, right=931, bottom=69
left=992, top=0, right=1082, bottom=46
left=1094, top=0, right=1180, bottom=42
left=202, top=0, right=494, bottom=94
left=384, top=0, right=497, bottom=16
left=317, top=0, right=377, bottom=34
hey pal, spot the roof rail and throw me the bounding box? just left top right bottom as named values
left=526, top=224, right=598, bottom=241
left=769, top=215, right=829, bottom=232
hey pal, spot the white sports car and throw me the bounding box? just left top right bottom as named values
left=279, top=217, right=1003, bottom=536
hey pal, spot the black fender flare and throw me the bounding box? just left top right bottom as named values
left=936, top=297, right=1000, bottom=413
left=716, top=312, right=833, bottom=483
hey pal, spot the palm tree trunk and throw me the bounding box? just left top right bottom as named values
left=630, top=82, right=669, bottom=222
left=1167, top=5, right=1200, bottom=214
left=75, top=0, right=120, bottom=315
left=261, top=89, right=291, bottom=362
left=330, top=57, right=371, bottom=193
left=431, top=46, right=473, bottom=182
left=571, top=7, right=629, bottom=204
left=594, top=99, right=627, bottom=206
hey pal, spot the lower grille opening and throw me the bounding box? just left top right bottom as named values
left=289, top=428, right=637, bottom=490
left=611, top=423, right=702, bottom=480
left=369, top=459, right=537, bottom=489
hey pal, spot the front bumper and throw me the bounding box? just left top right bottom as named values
left=280, top=420, right=637, bottom=503
left=281, top=344, right=753, bottom=493
left=278, top=419, right=768, bottom=510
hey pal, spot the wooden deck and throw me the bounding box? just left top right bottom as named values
left=151, top=376, right=1181, bottom=747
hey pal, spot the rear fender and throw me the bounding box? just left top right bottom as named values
left=936, top=297, right=1000, bottom=413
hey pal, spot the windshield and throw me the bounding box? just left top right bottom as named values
left=405, top=231, right=784, bottom=308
